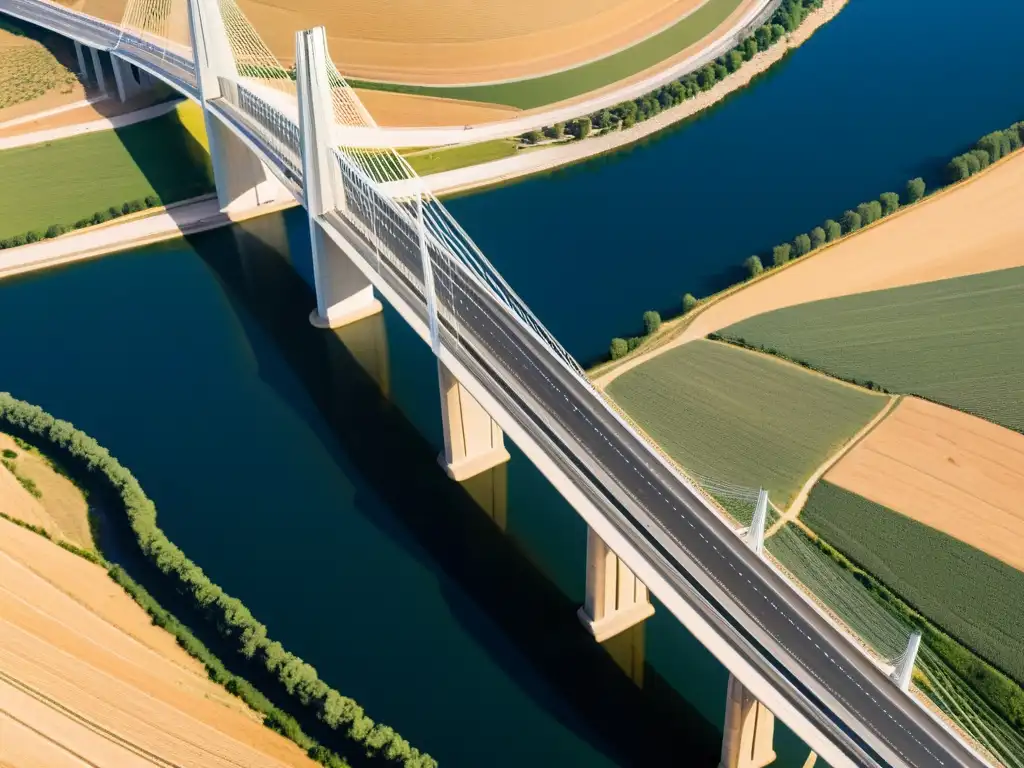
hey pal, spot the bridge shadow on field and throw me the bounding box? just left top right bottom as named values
left=169, top=218, right=723, bottom=766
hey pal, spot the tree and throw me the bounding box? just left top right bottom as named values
left=550, top=122, right=565, bottom=140
left=773, top=243, right=792, bottom=266
left=744, top=37, right=759, bottom=59
left=522, top=130, right=542, bottom=145
left=841, top=210, right=862, bottom=233
left=977, top=131, right=1010, bottom=163
left=609, top=338, right=629, bottom=359
left=755, top=25, right=772, bottom=49
left=25, top=231, right=41, bottom=243
left=576, top=117, right=592, bottom=140
left=905, top=177, right=926, bottom=203
left=969, top=148, right=990, bottom=170
left=824, top=219, right=842, bottom=242
left=879, top=192, right=900, bottom=216
left=963, top=152, right=982, bottom=176
left=947, top=155, right=970, bottom=182
left=643, top=310, right=662, bottom=335
left=144, top=195, right=160, bottom=208
left=713, top=63, right=728, bottom=81
left=856, top=200, right=882, bottom=225
left=597, top=110, right=613, bottom=130
left=793, top=233, right=812, bottom=257
left=744, top=255, right=764, bottom=277
left=682, top=293, right=698, bottom=313
left=727, top=50, right=745, bottom=72
left=698, top=65, right=717, bottom=90
left=1004, top=127, right=1023, bottom=152
left=770, top=23, right=786, bottom=41
left=810, top=226, right=827, bottom=249
left=44, top=224, right=64, bottom=239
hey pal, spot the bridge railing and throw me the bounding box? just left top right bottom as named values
left=216, top=76, right=303, bottom=181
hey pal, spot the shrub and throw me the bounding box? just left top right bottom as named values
left=609, top=338, right=629, bottom=360
left=856, top=200, right=882, bottom=226
left=824, top=219, right=842, bottom=242
left=977, top=131, right=1011, bottom=163
left=2, top=448, right=16, bottom=459
left=744, top=37, right=758, bottom=59
left=879, top=192, right=900, bottom=216
left=575, top=117, right=592, bottom=140
left=643, top=310, right=662, bottom=335
left=549, top=122, right=565, bottom=139
left=792, top=233, right=811, bottom=257
left=809, top=226, right=827, bottom=249
left=682, top=293, right=698, bottom=313
left=10, top=235, right=26, bottom=247
left=45, top=224, right=65, bottom=239
left=626, top=336, right=644, bottom=351
left=144, top=195, right=161, bottom=208
left=74, top=219, right=91, bottom=229
left=107, top=206, right=123, bottom=219
left=0, top=392, right=435, bottom=768
left=969, top=148, right=991, bottom=170
left=744, top=255, right=764, bottom=278
left=841, top=210, right=862, bottom=233
left=905, top=177, right=926, bottom=203
left=772, top=243, right=792, bottom=266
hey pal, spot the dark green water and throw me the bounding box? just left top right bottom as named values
left=1, top=0, right=1022, bottom=764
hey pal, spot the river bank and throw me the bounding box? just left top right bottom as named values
left=427, top=0, right=848, bottom=197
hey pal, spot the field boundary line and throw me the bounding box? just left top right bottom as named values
left=766, top=395, right=901, bottom=538
left=590, top=142, right=1024, bottom=390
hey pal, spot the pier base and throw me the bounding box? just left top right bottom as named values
left=720, top=674, right=777, bottom=768
left=207, top=115, right=291, bottom=213
left=578, top=527, right=654, bottom=642
left=307, top=226, right=382, bottom=329
left=437, top=361, right=510, bottom=482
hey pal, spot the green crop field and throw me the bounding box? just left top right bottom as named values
left=801, top=481, right=1024, bottom=684
left=349, top=0, right=744, bottom=109
left=0, top=109, right=213, bottom=240
left=606, top=339, right=887, bottom=509
left=402, top=139, right=519, bottom=176
left=719, top=267, right=1024, bottom=433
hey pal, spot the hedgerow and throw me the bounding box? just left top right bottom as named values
left=0, top=392, right=436, bottom=768
left=0, top=197, right=161, bottom=250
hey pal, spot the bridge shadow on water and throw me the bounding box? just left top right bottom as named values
left=139, top=216, right=722, bottom=766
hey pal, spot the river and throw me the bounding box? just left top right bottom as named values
left=0, top=0, right=1021, bottom=764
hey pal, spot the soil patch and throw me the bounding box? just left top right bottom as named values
left=826, top=397, right=1024, bottom=572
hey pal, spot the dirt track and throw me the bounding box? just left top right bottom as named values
left=826, top=397, right=1024, bottom=572
left=0, top=517, right=318, bottom=768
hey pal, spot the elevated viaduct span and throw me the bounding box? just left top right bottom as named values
left=0, top=1, right=992, bottom=766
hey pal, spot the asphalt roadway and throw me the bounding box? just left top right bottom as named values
left=323, top=198, right=988, bottom=768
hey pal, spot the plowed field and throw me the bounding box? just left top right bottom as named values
left=826, top=397, right=1024, bottom=571
left=0, top=517, right=318, bottom=768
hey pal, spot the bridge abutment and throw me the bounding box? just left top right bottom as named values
left=720, top=674, right=777, bottom=768
left=437, top=361, right=510, bottom=481
left=578, top=527, right=654, bottom=642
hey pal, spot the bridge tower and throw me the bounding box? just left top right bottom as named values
left=294, top=26, right=382, bottom=330
left=186, top=0, right=288, bottom=211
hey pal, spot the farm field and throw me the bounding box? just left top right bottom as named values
left=355, top=89, right=520, bottom=128
left=605, top=339, right=887, bottom=509
left=0, top=17, right=82, bottom=121
left=403, top=139, right=519, bottom=176
left=718, top=266, right=1024, bottom=433
left=766, top=522, right=1024, bottom=767
left=0, top=105, right=212, bottom=239
left=348, top=0, right=751, bottom=109
left=826, top=396, right=1024, bottom=571
left=660, top=148, right=1024, bottom=349
left=0, top=516, right=318, bottom=768
left=800, top=481, right=1024, bottom=685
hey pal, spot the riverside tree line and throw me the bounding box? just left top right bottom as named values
left=522, top=0, right=826, bottom=147
left=0, top=392, right=435, bottom=768
left=606, top=117, right=1024, bottom=364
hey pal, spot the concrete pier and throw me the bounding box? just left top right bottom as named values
left=437, top=361, right=510, bottom=482
left=720, top=674, right=777, bottom=768
left=578, top=527, right=654, bottom=642
left=87, top=47, right=107, bottom=95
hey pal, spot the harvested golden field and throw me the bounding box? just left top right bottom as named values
left=826, top=397, right=1024, bottom=571
left=75, top=0, right=717, bottom=84
left=0, top=517, right=319, bottom=768
left=677, top=150, right=1024, bottom=346
left=0, top=20, right=82, bottom=121
left=354, top=89, right=519, bottom=127
left=0, top=434, right=91, bottom=548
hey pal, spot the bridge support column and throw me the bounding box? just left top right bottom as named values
left=205, top=116, right=290, bottom=212
left=578, top=527, right=654, bottom=642
left=307, top=225, right=382, bottom=328
left=720, top=674, right=777, bottom=768
left=73, top=40, right=88, bottom=82
left=87, top=47, right=107, bottom=95
left=110, top=55, right=150, bottom=102
left=437, top=362, right=510, bottom=481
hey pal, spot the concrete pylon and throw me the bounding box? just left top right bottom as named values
left=88, top=47, right=107, bottom=95
left=186, top=0, right=287, bottom=211
left=73, top=40, right=88, bottom=81
left=437, top=361, right=510, bottom=481
left=744, top=489, right=769, bottom=556
left=110, top=55, right=148, bottom=102
left=578, top=527, right=654, bottom=642
left=720, top=674, right=777, bottom=768
left=296, top=27, right=382, bottom=328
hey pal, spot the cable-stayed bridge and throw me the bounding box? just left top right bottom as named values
left=0, top=1, right=996, bottom=765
